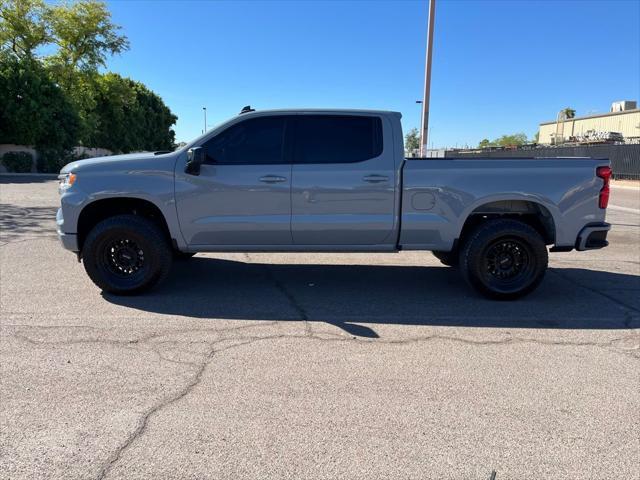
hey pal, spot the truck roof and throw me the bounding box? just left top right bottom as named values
left=238, top=108, right=402, bottom=117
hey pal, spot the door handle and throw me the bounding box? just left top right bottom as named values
left=362, top=174, right=389, bottom=183
left=259, top=175, right=287, bottom=183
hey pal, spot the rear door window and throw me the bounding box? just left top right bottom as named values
left=293, top=115, right=383, bottom=164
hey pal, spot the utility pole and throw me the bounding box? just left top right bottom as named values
left=420, top=0, right=436, bottom=157
left=203, top=107, right=207, bottom=133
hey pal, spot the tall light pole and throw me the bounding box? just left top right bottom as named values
left=420, top=0, right=436, bottom=157
left=203, top=107, right=207, bottom=134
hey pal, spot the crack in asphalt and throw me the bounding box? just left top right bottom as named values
left=5, top=315, right=640, bottom=479
left=3, top=321, right=281, bottom=347
left=3, top=190, right=639, bottom=478
left=93, top=326, right=639, bottom=479
left=0, top=234, right=58, bottom=247
left=81, top=330, right=638, bottom=480
left=93, top=334, right=309, bottom=480
left=244, top=252, right=313, bottom=336
left=7, top=323, right=639, bottom=359
left=94, top=347, right=216, bottom=480
left=5, top=243, right=640, bottom=479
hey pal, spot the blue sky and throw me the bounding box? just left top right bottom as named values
left=107, top=0, right=640, bottom=147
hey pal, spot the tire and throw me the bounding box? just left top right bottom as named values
left=459, top=219, right=548, bottom=300
left=174, top=251, right=196, bottom=260
left=432, top=250, right=458, bottom=267
left=82, top=214, right=173, bottom=295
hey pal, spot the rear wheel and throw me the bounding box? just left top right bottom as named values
left=432, top=250, right=458, bottom=267
left=82, top=215, right=172, bottom=294
left=459, top=219, right=548, bottom=300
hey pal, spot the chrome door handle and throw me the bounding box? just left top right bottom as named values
left=259, top=175, right=287, bottom=183
left=363, top=174, right=389, bottom=183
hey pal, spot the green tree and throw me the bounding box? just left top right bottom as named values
left=561, top=107, right=576, bottom=119
left=1, top=0, right=128, bottom=69
left=478, top=133, right=528, bottom=148
left=47, top=0, right=128, bottom=79
left=0, top=0, right=49, bottom=58
left=495, top=132, right=528, bottom=147
left=131, top=80, right=176, bottom=151
left=88, top=73, right=176, bottom=152
left=532, top=131, right=539, bottom=143
left=45, top=0, right=130, bottom=142
left=405, top=128, right=420, bottom=154
left=0, top=0, right=176, bottom=159
left=0, top=55, right=79, bottom=152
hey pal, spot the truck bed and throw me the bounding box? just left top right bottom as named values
left=399, top=157, right=609, bottom=251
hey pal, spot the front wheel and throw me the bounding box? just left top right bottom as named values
left=82, top=215, right=173, bottom=294
left=459, top=219, right=548, bottom=300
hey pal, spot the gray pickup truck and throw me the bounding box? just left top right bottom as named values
left=57, top=108, right=612, bottom=299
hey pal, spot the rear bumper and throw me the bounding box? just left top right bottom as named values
left=575, top=222, right=610, bottom=251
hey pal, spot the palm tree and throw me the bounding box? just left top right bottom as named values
left=561, top=108, right=576, bottom=119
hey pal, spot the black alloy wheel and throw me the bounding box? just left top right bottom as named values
left=459, top=218, right=548, bottom=300
left=82, top=214, right=172, bottom=294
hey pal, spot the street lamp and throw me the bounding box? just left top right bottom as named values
left=203, top=107, right=207, bottom=134
left=420, top=0, right=436, bottom=157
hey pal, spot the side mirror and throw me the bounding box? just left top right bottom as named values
left=185, top=147, right=205, bottom=175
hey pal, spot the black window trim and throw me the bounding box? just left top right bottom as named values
left=200, top=113, right=384, bottom=166
left=201, top=115, right=292, bottom=166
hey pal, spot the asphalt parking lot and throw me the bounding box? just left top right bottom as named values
left=1, top=176, right=638, bottom=480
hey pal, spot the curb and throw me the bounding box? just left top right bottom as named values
left=611, top=182, right=640, bottom=191
left=0, top=173, right=59, bottom=179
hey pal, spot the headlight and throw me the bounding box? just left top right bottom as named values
left=58, top=173, right=77, bottom=193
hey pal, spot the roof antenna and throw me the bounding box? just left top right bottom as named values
left=240, top=105, right=255, bottom=114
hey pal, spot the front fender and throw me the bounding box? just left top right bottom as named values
left=60, top=168, right=186, bottom=248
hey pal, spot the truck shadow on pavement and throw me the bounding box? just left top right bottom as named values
left=104, top=257, right=640, bottom=337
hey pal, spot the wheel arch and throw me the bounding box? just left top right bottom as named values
left=77, top=197, right=174, bottom=253
left=456, top=196, right=558, bottom=246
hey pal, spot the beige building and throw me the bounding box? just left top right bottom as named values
left=538, top=102, right=640, bottom=145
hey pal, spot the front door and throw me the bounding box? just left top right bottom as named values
left=175, top=115, right=292, bottom=246
left=290, top=115, right=396, bottom=245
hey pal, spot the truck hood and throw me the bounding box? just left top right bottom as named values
left=60, top=151, right=174, bottom=174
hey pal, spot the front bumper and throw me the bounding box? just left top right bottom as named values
left=575, top=222, right=610, bottom=251
left=56, top=207, right=79, bottom=252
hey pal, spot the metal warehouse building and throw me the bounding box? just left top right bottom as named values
left=538, top=101, right=640, bottom=145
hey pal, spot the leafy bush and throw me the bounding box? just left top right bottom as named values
left=1, top=1, right=176, bottom=157
left=36, top=149, right=72, bottom=173
left=87, top=73, right=177, bottom=152
left=0, top=57, right=80, bottom=154
left=1, top=151, right=34, bottom=173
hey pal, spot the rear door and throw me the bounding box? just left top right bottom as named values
left=176, top=115, right=292, bottom=246
left=290, top=114, right=396, bottom=245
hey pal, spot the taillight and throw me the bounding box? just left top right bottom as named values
left=596, top=166, right=612, bottom=209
